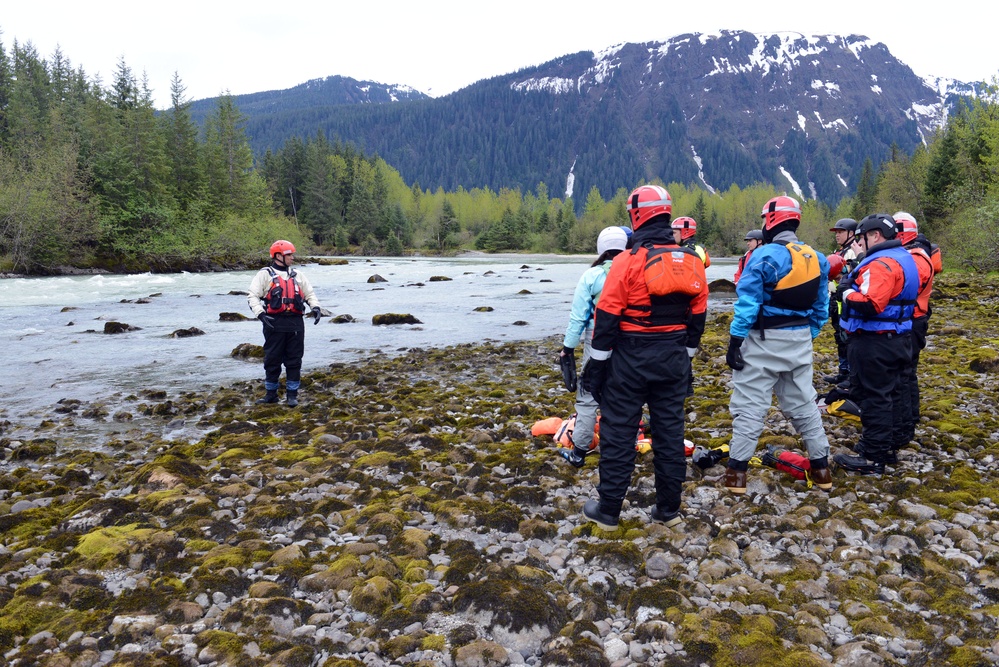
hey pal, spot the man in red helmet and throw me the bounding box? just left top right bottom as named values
left=892, top=211, right=936, bottom=457
left=579, top=184, right=708, bottom=530
left=671, top=216, right=711, bottom=267
left=247, top=240, right=322, bottom=406
left=723, top=195, right=833, bottom=494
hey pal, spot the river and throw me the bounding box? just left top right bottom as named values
left=2, top=253, right=737, bottom=443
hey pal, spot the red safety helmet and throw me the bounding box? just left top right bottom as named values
left=626, top=185, right=672, bottom=231
left=270, top=240, right=296, bottom=257
left=671, top=216, right=697, bottom=241
left=893, top=211, right=919, bottom=245
left=827, top=253, right=846, bottom=280
left=761, top=195, right=802, bottom=230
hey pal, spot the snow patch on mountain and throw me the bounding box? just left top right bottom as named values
left=510, top=77, right=576, bottom=94
left=779, top=166, right=804, bottom=200
left=690, top=145, right=715, bottom=194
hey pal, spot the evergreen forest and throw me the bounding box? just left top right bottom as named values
left=2, top=37, right=998, bottom=275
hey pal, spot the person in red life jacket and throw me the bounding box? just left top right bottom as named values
left=823, top=218, right=859, bottom=385
left=723, top=195, right=833, bottom=494
left=893, top=211, right=936, bottom=455
left=557, top=226, right=630, bottom=468
left=671, top=216, right=711, bottom=267
left=833, top=214, right=919, bottom=474
left=579, top=185, right=708, bottom=530
left=247, top=240, right=322, bottom=406
left=733, top=229, right=764, bottom=285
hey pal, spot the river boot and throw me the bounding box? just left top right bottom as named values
left=256, top=390, right=279, bottom=404
left=286, top=390, right=298, bottom=407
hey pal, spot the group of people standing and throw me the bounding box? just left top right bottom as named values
left=560, top=185, right=939, bottom=530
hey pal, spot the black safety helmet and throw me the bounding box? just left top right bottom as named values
left=830, top=218, right=857, bottom=233
left=743, top=229, right=764, bottom=241
left=856, top=213, right=897, bottom=239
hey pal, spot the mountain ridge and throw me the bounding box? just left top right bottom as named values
left=193, top=31, right=983, bottom=205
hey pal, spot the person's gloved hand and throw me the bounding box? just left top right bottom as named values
left=686, top=347, right=697, bottom=359
left=559, top=346, right=577, bottom=393
left=258, top=313, right=275, bottom=330
left=725, top=336, right=746, bottom=371
left=581, top=359, right=608, bottom=403
left=312, top=306, right=322, bottom=325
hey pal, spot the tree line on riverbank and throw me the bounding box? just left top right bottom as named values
left=1, top=38, right=997, bottom=274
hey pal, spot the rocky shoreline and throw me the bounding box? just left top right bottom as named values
left=1, top=273, right=998, bottom=667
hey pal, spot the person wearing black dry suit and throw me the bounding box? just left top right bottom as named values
left=579, top=184, right=708, bottom=531
left=834, top=214, right=919, bottom=475
left=247, top=240, right=322, bottom=406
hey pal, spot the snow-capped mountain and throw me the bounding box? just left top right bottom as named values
left=218, top=31, right=983, bottom=204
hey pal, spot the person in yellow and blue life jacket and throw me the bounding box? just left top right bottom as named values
left=893, top=212, right=937, bottom=455
left=557, top=226, right=631, bottom=468
left=671, top=216, right=711, bottom=267
left=247, top=240, right=322, bottom=407
left=833, top=214, right=920, bottom=475
left=723, top=196, right=833, bottom=494
left=733, top=229, right=764, bottom=285
left=579, top=185, right=709, bottom=530
left=671, top=216, right=710, bottom=399
left=823, top=218, right=860, bottom=385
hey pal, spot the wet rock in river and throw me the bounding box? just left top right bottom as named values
left=170, top=327, right=205, bottom=338
left=103, top=321, right=141, bottom=334
left=219, top=312, right=250, bottom=321
left=367, top=274, right=388, bottom=283
left=372, top=313, right=422, bottom=325
left=231, top=343, right=264, bottom=359
left=709, top=278, right=736, bottom=293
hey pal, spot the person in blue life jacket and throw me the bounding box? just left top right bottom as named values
left=833, top=214, right=919, bottom=475
left=724, top=196, right=833, bottom=494
left=247, top=240, right=322, bottom=406
left=557, top=226, right=631, bottom=467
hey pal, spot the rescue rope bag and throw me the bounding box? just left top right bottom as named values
left=265, top=267, right=306, bottom=315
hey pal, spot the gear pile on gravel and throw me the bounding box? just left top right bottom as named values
left=1, top=273, right=998, bottom=667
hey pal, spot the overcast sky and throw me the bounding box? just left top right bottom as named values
left=3, top=0, right=997, bottom=109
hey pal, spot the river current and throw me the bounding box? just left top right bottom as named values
left=2, top=253, right=736, bottom=443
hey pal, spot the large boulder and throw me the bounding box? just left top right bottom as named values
left=231, top=343, right=264, bottom=359
left=708, top=279, right=736, bottom=293
left=367, top=274, right=388, bottom=283
left=170, top=327, right=205, bottom=338
left=372, top=313, right=422, bottom=325
left=103, top=322, right=140, bottom=334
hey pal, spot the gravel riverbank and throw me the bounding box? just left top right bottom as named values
left=1, top=273, right=998, bottom=667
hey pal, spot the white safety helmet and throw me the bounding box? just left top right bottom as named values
left=597, top=226, right=629, bottom=255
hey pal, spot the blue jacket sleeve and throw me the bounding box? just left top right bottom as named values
left=730, top=248, right=777, bottom=338
left=563, top=265, right=607, bottom=348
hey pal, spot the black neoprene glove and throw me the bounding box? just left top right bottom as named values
left=258, top=313, right=275, bottom=330
left=559, top=347, right=577, bottom=393
left=581, top=359, right=608, bottom=403
left=312, top=306, right=322, bottom=325
left=726, top=336, right=746, bottom=371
